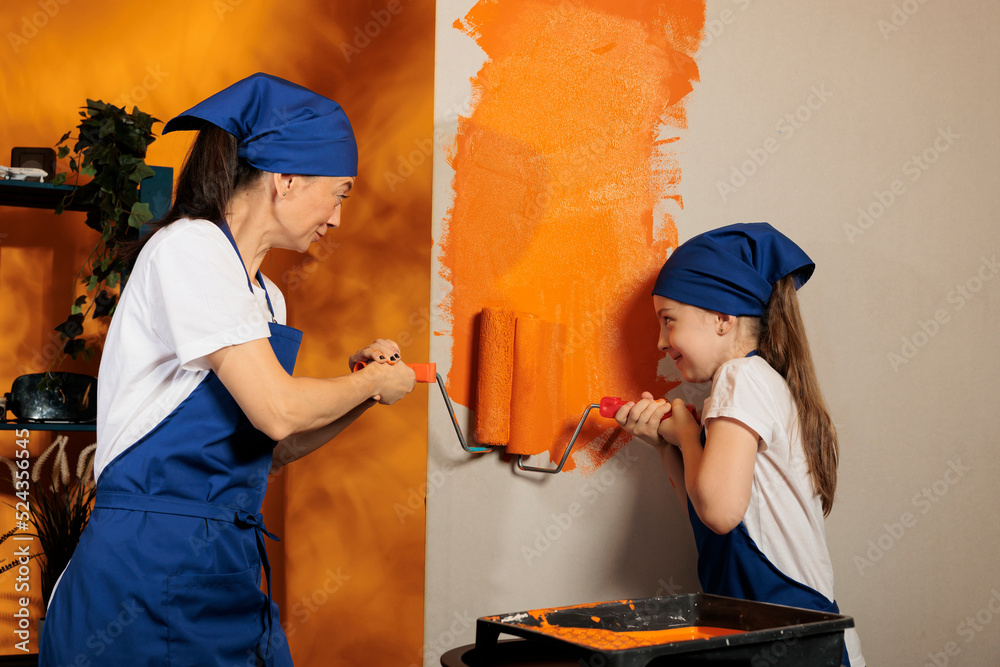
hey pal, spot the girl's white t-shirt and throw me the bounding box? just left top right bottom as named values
left=702, top=355, right=865, bottom=666
left=94, top=218, right=287, bottom=480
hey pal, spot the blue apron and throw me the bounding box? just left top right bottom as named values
left=688, top=351, right=851, bottom=666
left=41, top=223, right=300, bottom=667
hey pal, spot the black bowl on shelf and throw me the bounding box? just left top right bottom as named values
left=2, top=373, right=97, bottom=423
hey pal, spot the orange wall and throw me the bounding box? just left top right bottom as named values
left=0, top=1, right=432, bottom=664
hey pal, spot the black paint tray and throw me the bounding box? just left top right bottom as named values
left=473, top=593, right=852, bottom=666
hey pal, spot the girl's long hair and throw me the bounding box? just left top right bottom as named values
left=123, top=125, right=263, bottom=264
left=756, top=276, right=839, bottom=516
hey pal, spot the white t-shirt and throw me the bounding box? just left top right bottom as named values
left=703, top=356, right=865, bottom=666
left=94, top=218, right=286, bottom=480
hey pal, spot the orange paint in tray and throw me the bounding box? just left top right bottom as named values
left=440, top=0, right=706, bottom=472
left=511, top=623, right=744, bottom=651
left=504, top=603, right=742, bottom=651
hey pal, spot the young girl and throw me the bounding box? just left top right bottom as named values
left=616, top=223, right=865, bottom=666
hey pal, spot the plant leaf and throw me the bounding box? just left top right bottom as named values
left=92, top=290, right=116, bottom=318
left=63, top=338, right=87, bottom=359
left=54, top=313, right=85, bottom=339
left=132, top=163, right=156, bottom=183
left=128, top=201, right=153, bottom=228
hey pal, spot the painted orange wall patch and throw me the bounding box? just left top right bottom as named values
left=441, top=0, right=705, bottom=472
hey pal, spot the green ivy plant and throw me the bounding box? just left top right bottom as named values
left=51, top=100, right=160, bottom=361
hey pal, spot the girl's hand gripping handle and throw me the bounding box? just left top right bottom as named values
left=600, top=396, right=699, bottom=421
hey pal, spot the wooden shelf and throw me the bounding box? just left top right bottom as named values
left=0, top=180, right=91, bottom=212
left=0, top=166, right=173, bottom=219
left=0, top=422, right=95, bottom=432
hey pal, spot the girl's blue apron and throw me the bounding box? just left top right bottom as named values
left=687, top=350, right=851, bottom=666
left=40, top=223, right=299, bottom=667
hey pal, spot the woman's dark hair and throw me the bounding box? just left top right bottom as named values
left=123, top=125, right=264, bottom=264
left=756, top=276, right=839, bottom=516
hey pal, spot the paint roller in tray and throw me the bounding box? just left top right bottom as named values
left=351, top=359, right=490, bottom=453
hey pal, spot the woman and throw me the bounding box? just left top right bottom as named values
left=40, top=73, right=416, bottom=666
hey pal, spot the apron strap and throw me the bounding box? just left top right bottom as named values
left=95, top=490, right=281, bottom=661
left=219, top=220, right=278, bottom=323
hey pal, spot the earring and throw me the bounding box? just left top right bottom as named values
left=282, top=192, right=287, bottom=197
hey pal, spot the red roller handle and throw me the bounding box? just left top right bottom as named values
left=599, top=397, right=698, bottom=421
left=352, top=359, right=437, bottom=383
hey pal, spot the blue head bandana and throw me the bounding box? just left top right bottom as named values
left=162, top=72, right=358, bottom=177
left=652, top=223, right=814, bottom=317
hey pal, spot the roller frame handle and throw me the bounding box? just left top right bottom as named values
left=599, top=397, right=697, bottom=421
left=352, top=359, right=437, bottom=383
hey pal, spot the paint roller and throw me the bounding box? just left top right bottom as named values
left=507, top=315, right=564, bottom=456
left=474, top=307, right=516, bottom=447
left=351, top=359, right=489, bottom=453
left=471, top=307, right=697, bottom=472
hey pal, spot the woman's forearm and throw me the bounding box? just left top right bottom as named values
left=270, top=372, right=379, bottom=438
left=208, top=338, right=411, bottom=441
left=270, top=398, right=376, bottom=472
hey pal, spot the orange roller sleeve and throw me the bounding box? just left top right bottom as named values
left=507, top=316, right=565, bottom=456
left=474, top=307, right=516, bottom=446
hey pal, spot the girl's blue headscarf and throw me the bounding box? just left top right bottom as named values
left=653, top=223, right=814, bottom=317
left=163, top=72, right=358, bottom=177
